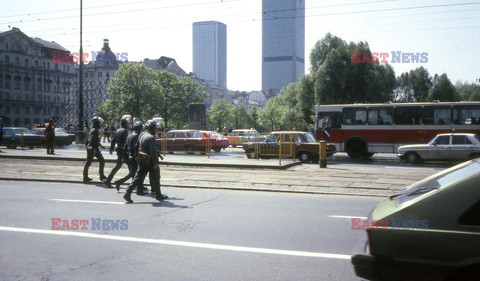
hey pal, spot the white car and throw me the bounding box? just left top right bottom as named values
left=397, top=133, right=480, bottom=164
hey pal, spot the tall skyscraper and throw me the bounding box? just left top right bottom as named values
left=262, top=0, right=305, bottom=92
left=193, top=21, right=227, bottom=88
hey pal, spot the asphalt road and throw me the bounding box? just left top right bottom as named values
left=0, top=181, right=382, bottom=280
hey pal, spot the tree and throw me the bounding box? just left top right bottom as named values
left=96, top=62, right=157, bottom=124
left=248, top=107, right=259, bottom=129
left=395, top=67, right=432, bottom=102
left=208, top=99, right=230, bottom=130
left=457, top=82, right=480, bottom=101
left=311, top=35, right=395, bottom=105
left=229, top=104, right=251, bottom=129
left=96, top=63, right=206, bottom=129
left=259, top=98, right=282, bottom=131
left=427, top=74, right=460, bottom=102
left=154, top=71, right=206, bottom=129
left=298, top=75, right=315, bottom=124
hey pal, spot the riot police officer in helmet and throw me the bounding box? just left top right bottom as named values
left=104, top=117, right=129, bottom=187
left=83, top=117, right=107, bottom=183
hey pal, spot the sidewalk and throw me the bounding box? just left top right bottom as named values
left=0, top=147, right=301, bottom=170
left=0, top=147, right=442, bottom=197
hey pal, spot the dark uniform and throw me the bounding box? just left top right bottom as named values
left=114, top=130, right=145, bottom=193
left=123, top=126, right=167, bottom=203
left=45, top=121, right=55, bottom=154
left=104, top=126, right=128, bottom=184
left=83, top=125, right=106, bottom=182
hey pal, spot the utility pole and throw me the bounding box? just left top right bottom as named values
left=78, top=0, right=84, bottom=131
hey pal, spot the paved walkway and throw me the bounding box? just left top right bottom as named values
left=0, top=147, right=443, bottom=197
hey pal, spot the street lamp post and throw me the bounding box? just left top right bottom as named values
left=78, top=0, right=84, bottom=131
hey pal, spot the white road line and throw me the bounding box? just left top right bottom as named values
left=51, top=199, right=124, bottom=205
left=384, top=166, right=436, bottom=171
left=0, top=226, right=350, bottom=260
left=328, top=215, right=367, bottom=220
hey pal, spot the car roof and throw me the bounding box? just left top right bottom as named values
left=436, top=133, right=477, bottom=137
left=272, top=131, right=307, bottom=134
left=232, top=129, right=257, bottom=132
left=168, top=129, right=200, bottom=133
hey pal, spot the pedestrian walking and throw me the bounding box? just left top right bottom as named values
left=45, top=119, right=55, bottom=155
left=103, top=125, right=111, bottom=142
left=103, top=118, right=129, bottom=187
left=123, top=120, right=168, bottom=203
left=83, top=117, right=107, bottom=183
left=114, top=121, right=147, bottom=194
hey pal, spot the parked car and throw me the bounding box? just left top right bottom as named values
left=226, top=129, right=260, bottom=147
left=1, top=127, right=43, bottom=149
left=397, top=133, right=480, bottom=164
left=199, top=130, right=229, bottom=152
left=30, top=127, right=76, bottom=147
left=157, top=129, right=209, bottom=154
left=242, top=131, right=336, bottom=163
left=352, top=159, right=480, bottom=281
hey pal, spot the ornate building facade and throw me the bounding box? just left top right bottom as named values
left=0, top=27, right=75, bottom=127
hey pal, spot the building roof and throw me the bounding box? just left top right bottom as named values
left=0, top=27, right=69, bottom=52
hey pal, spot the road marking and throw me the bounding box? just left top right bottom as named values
left=384, top=166, right=436, bottom=171
left=51, top=199, right=124, bottom=205
left=0, top=226, right=350, bottom=260
left=328, top=215, right=367, bottom=219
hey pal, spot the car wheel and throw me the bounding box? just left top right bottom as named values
left=405, top=152, right=421, bottom=164
left=298, top=151, right=312, bottom=163
left=346, top=141, right=365, bottom=159
left=363, top=152, right=374, bottom=159
left=213, top=147, right=221, bottom=153
left=29, top=146, right=34, bottom=149
left=246, top=148, right=256, bottom=159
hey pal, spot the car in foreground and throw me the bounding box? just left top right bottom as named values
left=351, top=159, right=480, bottom=281
left=199, top=130, right=229, bottom=152
left=397, top=133, right=480, bottom=164
left=1, top=127, right=43, bottom=149
left=157, top=129, right=209, bottom=154
left=30, top=127, right=76, bottom=147
left=242, top=131, right=336, bottom=163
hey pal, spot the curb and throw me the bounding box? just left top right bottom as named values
left=0, top=177, right=385, bottom=198
left=0, top=154, right=302, bottom=170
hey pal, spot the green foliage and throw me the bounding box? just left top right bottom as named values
left=229, top=104, right=251, bottom=129
left=248, top=107, right=259, bottom=129
left=427, top=74, right=461, bottom=102
left=395, top=67, right=432, bottom=102
left=311, top=36, right=395, bottom=105
left=95, top=63, right=206, bottom=128
left=457, top=82, right=480, bottom=101
left=208, top=99, right=231, bottom=130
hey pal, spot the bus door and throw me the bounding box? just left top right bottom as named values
left=316, top=112, right=342, bottom=142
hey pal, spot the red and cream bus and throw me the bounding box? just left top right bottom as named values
left=314, top=102, right=480, bottom=159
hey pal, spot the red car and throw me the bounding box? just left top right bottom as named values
left=200, top=131, right=230, bottom=152
left=157, top=130, right=209, bottom=154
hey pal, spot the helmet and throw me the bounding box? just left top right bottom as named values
left=120, top=117, right=128, bottom=128
left=133, top=121, right=143, bottom=131
left=145, top=120, right=158, bottom=131
left=92, top=117, right=104, bottom=127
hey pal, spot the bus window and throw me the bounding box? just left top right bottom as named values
left=343, top=108, right=367, bottom=125
left=368, top=107, right=393, bottom=125
left=452, top=105, right=480, bottom=124
left=317, top=112, right=342, bottom=129
left=394, top=107, right=423, bottom=125
left=423, top=106, right=451, bottom=125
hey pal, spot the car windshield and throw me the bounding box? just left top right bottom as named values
left=475, top=135, right=480, bottom=143
left=303, top=132, right=317, bottom=142
left=191, top=132, right=202, bottom=138
left=392, top=160, right=480, bottom=205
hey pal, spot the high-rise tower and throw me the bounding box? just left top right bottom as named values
left=193, top=21, right=227, bottom=88
left=262, top=0, right=305, bottom=92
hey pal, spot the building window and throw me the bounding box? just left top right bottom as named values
left=5, top=105, right=10, bottom=114
left=55, top=63, right=58, bottom=71
left=35, top=60, right=39, bottom=67
left=24, top=82, right=30, bottom=90
left=25, top=59, right=29, bottom=66
left=15, top=106, right=21, bottom=114
left=47, top=62, right=50, bottom=69
left=47, top=108, right=51, bottom=115
left=98, top=72, right=102, bottom=77
left=15, top=57, right=20, bottom=66
left=14, top=81, right=20, bottom=90
left=55, top=108, right=59, bottom=115
left=25, top=106, right=30, bottom=115
left=4, top=56, right=9, bottom=65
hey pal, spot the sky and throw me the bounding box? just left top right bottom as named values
left=1, top=0, right=480, bottom=92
